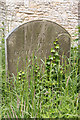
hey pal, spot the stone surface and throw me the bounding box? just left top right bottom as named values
left=0, top=0, right=78, bottom=44
left=0, top=0, right=78, bottom=40
left=5, top=20, right=71, bottom=76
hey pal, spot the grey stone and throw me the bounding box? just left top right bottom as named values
left=37, top=12, right=44, bottom=15
left=19, top=10, right=34, bottom=14
left=5, top=20, right=71, bottom=76
left=27, top=15, right=38, bottom=17
left=18, top=19, right=23, bottom=22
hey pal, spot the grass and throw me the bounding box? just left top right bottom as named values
left=1, top=24, right=80, bottom=119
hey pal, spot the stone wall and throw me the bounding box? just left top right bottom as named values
left=0, top=1, right=6, bottom=28
left=0, top=0, right=79, bottom=42
left=0, top=0, right=6, bottom=44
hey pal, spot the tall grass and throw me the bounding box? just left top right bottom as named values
left=1, top=26, right=80, bottom=118
left=0, top=22, right=5, bottom=120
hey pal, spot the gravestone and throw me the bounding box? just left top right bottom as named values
left=5, top=20, right=71, bottom=76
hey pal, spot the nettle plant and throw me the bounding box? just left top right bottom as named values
left=44, top=38, right=66, bottom=94
left=46, top=38, right=60, bottom=80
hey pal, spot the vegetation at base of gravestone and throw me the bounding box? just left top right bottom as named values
left=1, top=33, right=80, bottom=118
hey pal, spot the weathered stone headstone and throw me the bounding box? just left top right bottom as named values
left=5, top=20, right=71, bottom=76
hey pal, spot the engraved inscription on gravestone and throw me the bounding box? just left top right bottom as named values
left=5, top=20, right=71, bottom=76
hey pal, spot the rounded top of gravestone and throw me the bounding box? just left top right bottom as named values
left=5, top=19, right=71, bottom=76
